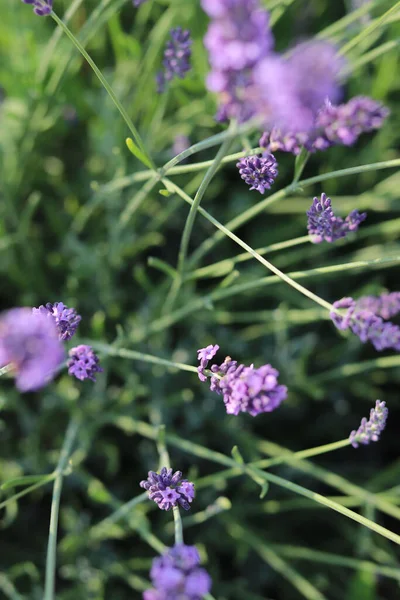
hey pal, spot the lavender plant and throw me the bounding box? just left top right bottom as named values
left=1, top=0, right=400, bottom=599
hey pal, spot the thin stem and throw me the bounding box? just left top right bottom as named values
left=164, top=124, right=236, bottom=311
left=50, top=11, right=153, bottom=169
left=339, top=1, right=400, bottom=56
left=90, top=342, right=198, bottom=373
left=44, top=418, right=80, bottom=600
left=0, top=364, right=14, bottom=377
left=90, top=492, right=148, bottom=540
left=0, top=475, right=56, bottom=510
left=189, top=158, right=400, bottom=266
left=173, top=506, right=184, bottom=545
left=163, top=178, right=334, bottom=313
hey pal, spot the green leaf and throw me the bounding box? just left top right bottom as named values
left=125, top=138, right=153, bottom=169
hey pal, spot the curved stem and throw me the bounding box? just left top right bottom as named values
left=44, top=418, right=80, bottom=600
left=50, top=11, right=154, bottom=169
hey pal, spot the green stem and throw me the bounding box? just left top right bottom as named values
left=339, top=1, right=400, bottom=56
left=0, top=475, right=56, bottom=510
left=44, top=418, right=80, bottom=600
left=0, top=364, right=14, bottom=377
left=189, top=158, right=400, bottom=266
left=165, top=124, right=236, bottom=311
left=90, top=492, right=148, bottom=540
left=89, top=342, right=198, bottom=373
left=314, top=354, right=400, bottom=382
left=173, top=506, right=184, bottom=545
left=50, top=11, right=153, bottom=169
left=163, top=178, right=335, bottom=313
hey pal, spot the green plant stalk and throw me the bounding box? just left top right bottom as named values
left=189, top=158, right=400, bottom=266
left=342, top=39, right=400, bottom=76
left=90, top=343, right=198, bottom=373
left=0, top=475, right=56, bottom=510
left=162, top=178, right=336, bottom=314
left=132, top=254, right=400, bottom=342
left=89, top=492, right=148, bottom=541
left=317, top=0, right=380, bottom=40
left=50, top=11, right=153, bottom=169
left=118, top=419, right=400, bottom=545
left=173, top=506, right=184, bottom=545
left=164, top=125, right=236, bottom=311
left=44, top=418, right=80, bottom=600
left=314, top=354, right=400, bottom=382
left=339, top=1, right=400, bottom=55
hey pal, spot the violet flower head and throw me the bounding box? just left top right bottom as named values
left=260, top=129, right=309, bottom=156
left=157, top=27, right=192, bottom=93
left=21, top=0, right=53, bottom=16
left=237, top=153, right=278, bottom=194
left=307, top=193, right=366, bottom=243
left=133, top=0, right=147, bottom=6
left=356, top=292, right=400, bottom=320
left=67, top=345, right=102, bottom=382
left=0, top=308, right=64, bottom=392
left=316, top=96, right=389, bottom=146
left=330, top=296, right=400, bottom=352
left=144, top=544, right=211, bottom=600
left=140, top=467, right=195, bottom=511
left=197, top=344, right=219, bottom=382
left=33, top=302, right=81, bottom=341
left=349, top=400, right=388, bottom=448
left=198, top=346, right=287, bottom=416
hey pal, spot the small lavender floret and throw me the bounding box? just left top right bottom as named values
left=140, top=467, right=195, bottom=511
left=197, top=344, right=219, bottom=382
left=307, top=193, right=366, bottom=243
left=21, top=0, right=53, bottom=16
left=237, top=153, right=278, bottom=194
left=0, top=308, right=64, bottom=392
left=67, top=345, right=102, bottom=382
left=144, top=544, right=211, bottom=600
left=349, top=400, right=388, bottom=448
left=33, top=302, right=81, bottom=341
left=157, top=27, right=192, bottom=93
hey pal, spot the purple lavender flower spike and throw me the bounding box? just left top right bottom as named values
left=331, top=295, right=400, bottom=352
left=0, top=308, right=64, bottom=392
left=237, top=153, right=278, bottom=194
left=157, top=27, right=192, bottom=93
left=307, top=193, right=366, bottom=243
left=260, top=129, right=309, bottom=156
left=197, top=344, right=219, bottom=382
left=356, top=292, right=400, bottom=320
left=140, top=467, right=195, bottom=511
left=349, top=400, right=388, bottom=448
left=33, top=302, right=81, bottom=341
left=67, top=345, right=102, bottom=382
left=21, top=0, right=53, bottom=16
left=198, top=345, right=287, bottom=416
left=144, top=544, right=211, bottom=600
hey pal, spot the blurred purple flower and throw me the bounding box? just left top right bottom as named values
left=307, top=193, right=366, bottom=243
left=349, top=400, right=388, bottom=448
left=157, top=27, right=192, bottom=93
left=67, top=345, right=102, bottom=382
left=198, top=346, right=287, bottom=416
left=0, top=308, right=64, bottom=392
left=33, top=302, right=81, bottom=341
left=330, top=296, right=400, bottom=352
left=144, top=544, right=211, bottom=600
left=140, top=467, right=195, bottom=511
left=356, top=292, right=400, bottom=320
left=237, top=153, right=278, bottom=194
left=172, top=134, right=190, bottom=158
left=133, top=0, right=147, bottom=6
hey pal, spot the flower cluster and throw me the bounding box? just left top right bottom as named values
left=21, top=0, right=53, bottom=16
left=349, top=400, right=388, bottom=448
left=157, top=27, right=192, bottom=93
left=355, top=292, right=400, bottom=320
left=331, top=295, right=400, bottom=352
left=197, top=345, right=287, bottom=416
left=67, top=345, right=103, bottom=382
left=144, top=544, right=211, bottom=600
left=140, top=467, right=195, bottom=511
left=236, top=153, right=278, bottom=194
left=260, top=96, right=389, bottom=155
left=202, top=0, right=343, bottom=133
left=33, top=302, right=81, bottom=341
left=0, top=308, right=64, bottom=392
left=307, top=193, right=366, bottom=243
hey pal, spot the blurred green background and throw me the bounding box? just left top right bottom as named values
left=0, top=0, right=400, bottom=598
